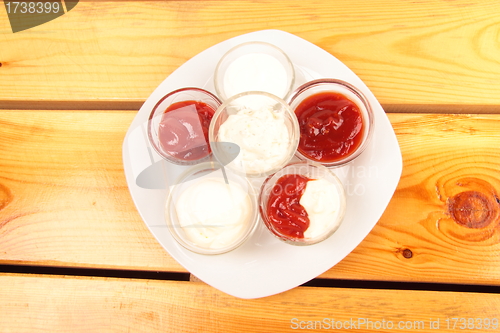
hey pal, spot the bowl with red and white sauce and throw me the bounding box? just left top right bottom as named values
left=259, top=161, right=346, bottom=245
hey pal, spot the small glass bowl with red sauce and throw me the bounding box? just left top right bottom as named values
left=259, top=161, right=346, bottom=246
left=148, top=88, right=221, bottom=165
left=288, top=79, right=374, bottom=167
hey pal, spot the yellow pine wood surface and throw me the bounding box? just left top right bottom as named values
left=321, top=113, right=500, bottom=283
left=1, top=273, right=499, bottom=333
left=0, top=110, right=184, bottom=271
left=1, top=110, right=500, bottom=285
left=1, top=1, right=500, bottom=111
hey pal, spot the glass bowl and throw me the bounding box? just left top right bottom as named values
left=214, top=41, right=295, bottom=101
left=165, top=162, right=259, bottom=255
left=259, top=161, right=346, bottom=245
left=147, top=87, right=221, bottom=166
left=209, top=91, right=300, bottom=178
left=288, top=79, right=374, bottom=167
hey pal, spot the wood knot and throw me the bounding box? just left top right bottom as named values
left=0, top=62, right=2, bottom=67
left=0, top=183, right=13, bottom=211
left=402, top=248, right=413, bottom=259
left=447, top=190, right=498, bottom=229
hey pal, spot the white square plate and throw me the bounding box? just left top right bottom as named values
left=122, top=30, right=402, bottom=299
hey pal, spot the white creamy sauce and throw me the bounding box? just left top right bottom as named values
left=223, top=53, right=288, bottom=99
left=218, top=105, right=290, bottom=174
left=300, top=178, right=342, bottom=239
left=175, top=178, right=251, bottom=249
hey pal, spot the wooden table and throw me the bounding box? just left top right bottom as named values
left=1, top=1, right=500, bottom=331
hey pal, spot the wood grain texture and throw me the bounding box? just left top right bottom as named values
left=320, top=113, right=500, bottom=283
left=1, top=1, right=500, bottom=111
left=1, top=111, right=500, bottom=286
left=1, top=273, right=500, bottom=332
left=0, top=110, right=184, bottom=271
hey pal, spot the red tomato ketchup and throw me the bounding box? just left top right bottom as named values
left=294, top=91, right=364, bottom=162
left=158, top=100, right=215, bottom=161
left=266, top=174, right=311, bottom=239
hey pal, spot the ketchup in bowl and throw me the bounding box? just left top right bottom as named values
left=289, top=79, right=373, bottom=167
left=266, top=174, right=311, bottom=239
left=158, top=100, right=215, bottom=161
left=148, top=88, right=221, bottom=166
left=295, top=91, right=363, bottom=163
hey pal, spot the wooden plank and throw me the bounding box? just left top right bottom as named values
left=0, top=273, right=499, bottom=332
left=320, top=113, right=500, bottom=283
left=0, top=110, right=184, bottom=272
left=1, top=1, right=500, bottom=111
left=1, top=111, right=500, bottom=286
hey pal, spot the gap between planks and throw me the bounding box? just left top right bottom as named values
left=1, top=100, right=500, bottom=114
left=1, top=264, right=499, bottom=294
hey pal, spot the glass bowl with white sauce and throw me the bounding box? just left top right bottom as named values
left=165, top=162, right=259, bottom=255
left=259, top=161, right=346, bottom=246
left=214, top=41, right=295, bottom=101
left=209, top=91, right=300, bottom=178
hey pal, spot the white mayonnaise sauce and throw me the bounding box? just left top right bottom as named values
left=218, top=105, right=290, bottom=175
left=300, top=178, right=342, bottom=239
left=175, top=177, right=252, bottom=249
left=223, top=52, right=288, bottom=99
